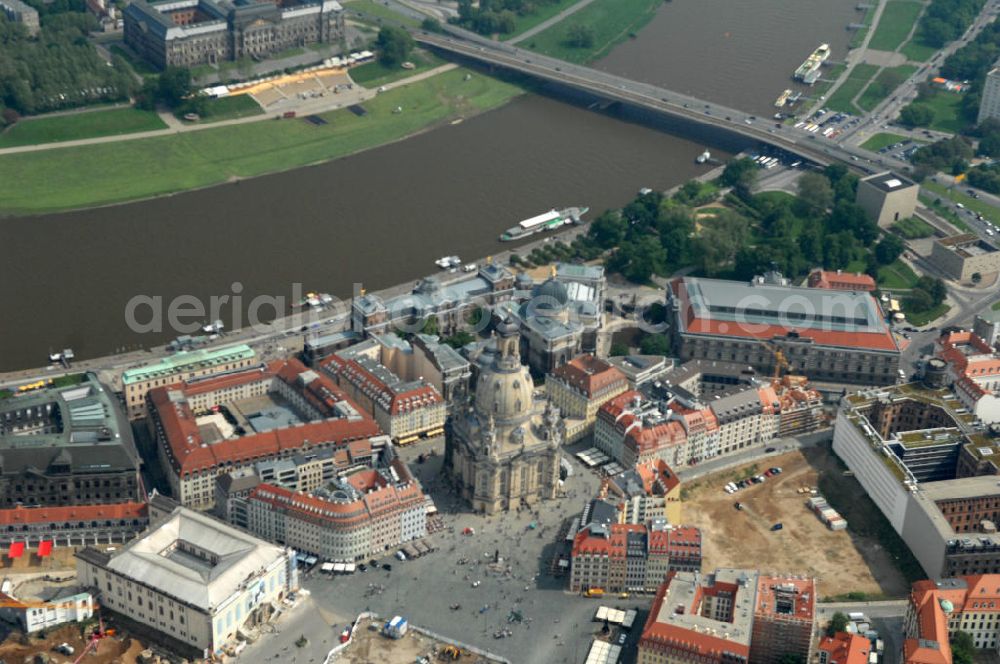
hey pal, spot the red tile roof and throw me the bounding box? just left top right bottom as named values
left=149, top=358, right=380, bottom=475
left=671, top=279, right=898, bottom=352
left=755, top=575, right=815, bottom=621
left=600, top=391, right=691, bottom=458
left=640, top=580, right=751, bottom=661
left=808, top=270, right=877, bottom=292
left=320, top=355, right=443, bottom=415
left=819, top=633, right=872, bottom=664
left=550, top=355, right=628, bottom=398
left=0, top=502, right=148, bottom=526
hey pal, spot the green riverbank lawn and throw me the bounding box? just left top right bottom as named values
left=868, top=1, right=923, bottom=51
left=349, top=50, right=445, bottom=87
left=501, top=0, right=582, bottom=40
left=522, top=0, right=662, bottom=63
left=0, top=108, right=167, bottom=148
left=343, top=0, right=421, bottom=27
left=0, top=68, right=523, bottom=215
left=826, top=64, right=880, bottom=114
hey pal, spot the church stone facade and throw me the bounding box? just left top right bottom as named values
left=446, top=319, right=562, bottom=515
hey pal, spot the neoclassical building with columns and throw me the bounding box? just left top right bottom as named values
left=445, top=319, right=562, bottom=514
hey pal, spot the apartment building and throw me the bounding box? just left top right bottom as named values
left=320, top=341, right=446, bottom=444
left=936, top=331, right=1000, bottom=424
left=904, top=574, right=1000, bottom=663
left=569, top=520, right=702, bottom=593
left=122, top=344, right=256, bottom=420
left=750, top=576, right=816, bottom=664
left=638, top=569, right=757, bottom=664
left=547, top=354, right=629, bottom=443
left=604, top=459, right=683, bottom=525
left=638, top=569, right=817, bottom=664
left=817, top=633, right=872, bottom=664
left=146, top=358, right=379, bottom=509
left=244, top=451, right=426, bottom=561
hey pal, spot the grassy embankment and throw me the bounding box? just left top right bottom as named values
left=860, top=132, right=912, bottom=151
left=520, top=0, right=662, bottom=64
left=868, top=1, right=923, bottom=51
left=181, top=95, right=266, bottom=123
left=501, top=0, right=585, bottom=40
left=0, top=108, right=167, bottom=148
left=826, top=64, right=880, bottom=114
left=877, top=258, right=921, bottom=290
left=856, top=65, right=918, bottom=111
left=849, top=2, right=878, bottom=49
left=923, top=179, right=1000, bottom=222
left=342, top=0, right=421, bottom=27
left=0, top=68, right=523, bottom=215
left=348, top=49, right=446, bottom=88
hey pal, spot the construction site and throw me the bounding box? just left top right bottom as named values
left=334, top=616, right=501, bottom=664
left=682, top=447, right=911, bottom=598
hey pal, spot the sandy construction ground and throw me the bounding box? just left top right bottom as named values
left=681, top=447, right=909, bottom=598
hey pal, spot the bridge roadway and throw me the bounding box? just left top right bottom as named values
left=416, top=29, right=885, bottom=171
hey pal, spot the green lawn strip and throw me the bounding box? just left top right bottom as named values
left=856, top=65, right=918, bottom=112
left=892, top=216, right=936, bottom=238
left=900, top=37, right=939, bottom=62
left=868, top=1, right=923, bottom=51
left=180, top=95, right=265, bottom=123
left=877, top=258, right=920, bottom=289
left=920, top=192, right=972, bottom=232
left=923, top=179, right=1000, bottom=223
left=826, top=63, right=880, bottom=114
left=992, top=300, right=1000, bottom=311
left=0, top=108, right=167, bottom=148
left=861, top=132, right=911, bottom=151
left=343, top=0, right=420, bottom=27
left=0, top=68, right=523, bottom=215
left=349, top=50, right=445, bottom=87
left=906, top=303, right=950, bottom=326
left=521, top=0, right=661, bottom=64
left=918, top=91, right=968, bottom=134
left=812, top=63, right=847, bottom=100
left=501, top=0, right=584, bottom=41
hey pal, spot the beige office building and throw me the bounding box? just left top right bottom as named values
left=856, top=172, right=919, bottom=227
left=930, top=234, right=1000, bottom=281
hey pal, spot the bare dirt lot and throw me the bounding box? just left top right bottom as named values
left=0, top=623, right=144, bottom=664
left=336, top=618, right=482, bottom=663
left=682, top=447, right=909, bottom=598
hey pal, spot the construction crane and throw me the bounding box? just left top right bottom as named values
left=72, top=612, right=112, bottom=664
left=757, top=340, right=794, bottom=381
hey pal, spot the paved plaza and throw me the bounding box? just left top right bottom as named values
left=242, top=438, right=648, bottom=664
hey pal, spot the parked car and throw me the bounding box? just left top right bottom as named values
left=771, top=523, right=783, bottom=531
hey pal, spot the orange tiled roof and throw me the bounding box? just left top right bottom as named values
left=819, top=632, right=871, bottom=664
left=671, top=279, right=898, bottom=352
left=0, top=502, right=148, bottom=526
left=808, top=270, right=877, bottom=291
left=550, top=355, right=628, bottom=398
left=148, top=359, right=380, bottom=475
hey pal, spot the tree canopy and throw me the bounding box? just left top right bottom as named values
left=376, top=26, right=414, bottom=66
left=0, top=12, right=135, bottom=118
left=827, top=612, right=849, bottom=637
